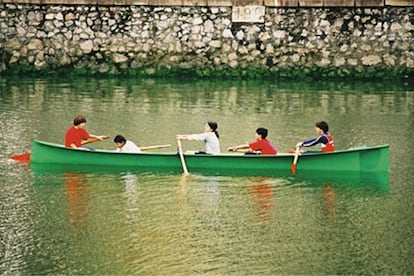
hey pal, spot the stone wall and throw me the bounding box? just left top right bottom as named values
left=1, top=4, right=413, bottom=79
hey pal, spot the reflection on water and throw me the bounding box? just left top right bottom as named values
left=122, top=173, right=140, bottom=206
left=1, top=162, right=403, bottom=274
left=321, top=182, right=336, bottom=218
left=65, top=173, right=87, bottom=220
left=0, top=77, right=413, bottom=274
left=248, top=177, right=275, bottom=221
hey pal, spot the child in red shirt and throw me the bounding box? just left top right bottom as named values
left=64, top=115, right=107, bottom=148
left=228, top=128, right=277, bottom=155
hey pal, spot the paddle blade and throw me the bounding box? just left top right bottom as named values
left=10, top=152, right=31, bottom=164
left=291, top=147, right=301, bottom=177
left=291, top=163, right=297, bottom=176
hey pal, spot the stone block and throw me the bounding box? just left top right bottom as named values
left=129, top=0, right=148, bottom=3
left=182, top=0, right=208, bottom=5
left=299, top=0, right=323, bottom=6
left=146, top=0, right=182, bottom=5
left=56, top=0, right=96, bottom=3
left=98, top=0, right=114, bottom=4
left=206, top=0, right=232, bottom=5
left=232, top=5, right=265, bottom=22
left=2, top=0, right=37, bottom=3
left=148, top=0, right=232, bottom=5
left=233, top=0, right=264, bottom=5
left=46, top=0, right=59, bottom=3
left=324, top=0, right=355, bottom=6
left=113, top=0, right=128, bottom=4
left=264, top=0, right=299, bottom=6
left=386, top=0, right=414, bottom=5
left=113, top=0, right=145, bottom=4
left=355, top=0, right=384, bottom=6
left=44, top=0, right=88, bottom=4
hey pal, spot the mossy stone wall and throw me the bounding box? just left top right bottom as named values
left=1, top=4, right=413, bottom=79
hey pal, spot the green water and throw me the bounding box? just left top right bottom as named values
left=0, top=77, right=413, bottom=274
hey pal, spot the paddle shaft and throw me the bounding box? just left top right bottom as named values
left=140, top=144, right=171, bottom=151
left=177, top=139, right=189, bottom=175
left=81, top=136, right=109, bottom=145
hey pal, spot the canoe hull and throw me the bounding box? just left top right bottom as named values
left=30, top=140, right=389, bottom=179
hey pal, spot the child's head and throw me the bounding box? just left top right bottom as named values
left=256, top=128, right=268, bottom=139
left=73, top=115, right=86, bottom=126
left=206, top=121, right=219, bottom=138
left=315, top=121, right=329, bottom=133
left=114, top=135, right=127, bottom=148
left=207, top=121, right=218, bottom=132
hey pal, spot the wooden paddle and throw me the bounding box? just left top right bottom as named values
left=291, top=146, right=300, bottom=176
left=177, top=139, right=189, bottom=175
left=141, top=144, right=171, bottom=151
left=81, top=136, right=109, bottom=145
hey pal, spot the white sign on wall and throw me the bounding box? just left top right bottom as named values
left=232, top=5, right=265, bottom=23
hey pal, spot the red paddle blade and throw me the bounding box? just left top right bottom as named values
left=10, top=152, right=31, bottom=164
left=291, top=163, right=297, bottom=176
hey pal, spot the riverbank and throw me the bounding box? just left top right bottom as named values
left=1, top=4, right=413, bottom=80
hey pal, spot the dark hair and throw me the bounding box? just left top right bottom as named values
left=208, top=121, right=219, bottom=139
left=316, top=121, right=329, bottom=133
left=113, top=135, right=126, bottom=144
left=256, top=127, right=268, bottom=139
left=73, top=115, right=86, bottom=126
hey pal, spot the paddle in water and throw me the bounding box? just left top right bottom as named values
left=177, top=139, right=189, bottom=175
left=291, top=146, right=301, bottom=176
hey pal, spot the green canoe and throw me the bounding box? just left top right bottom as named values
left=30, top=140, right=389, bottom=179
